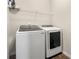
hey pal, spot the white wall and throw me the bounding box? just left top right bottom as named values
left=8, top=0, right=71, bottom=58
left=51, top=0, right=71, bottom=58
left=8, top=0, right=51, bottom=55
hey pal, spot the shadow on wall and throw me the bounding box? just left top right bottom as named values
left=9, top=36, right=16, bottom=56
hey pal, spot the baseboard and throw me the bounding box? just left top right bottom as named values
left=10, top=51, right=16, bottom=56
left=63, top=51, right=71, bottom=59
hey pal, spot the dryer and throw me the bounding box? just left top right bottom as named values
left=41, top=26, right=63, bottom=58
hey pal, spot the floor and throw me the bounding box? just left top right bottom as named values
left=10, top=53, right=70, bottom=59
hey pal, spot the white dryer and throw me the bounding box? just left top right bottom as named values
left=16, top=25, right=45, bottom=59
left=41, top=26, right=63, bottom=58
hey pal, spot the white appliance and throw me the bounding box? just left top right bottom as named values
left=16, top=25, right=45, bottom=59
left=41, top=26, right=63, bottom=58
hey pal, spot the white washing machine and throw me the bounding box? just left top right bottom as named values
left=16, top=25, right=45, bottom=59
left=41, top=26, right=63, bottom=58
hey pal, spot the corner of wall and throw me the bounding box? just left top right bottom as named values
left=63, top=51, right=71, bottom=59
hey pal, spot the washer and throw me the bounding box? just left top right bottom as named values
left=16, top=25, right=45, bottom=59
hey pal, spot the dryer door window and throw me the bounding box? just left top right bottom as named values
left=50, top=31, right=60, bottom=49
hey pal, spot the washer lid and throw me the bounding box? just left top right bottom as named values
left=19, top=25, right=43, bottom=31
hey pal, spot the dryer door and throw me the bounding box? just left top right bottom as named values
left=50, top=31, right=60, bottom=49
